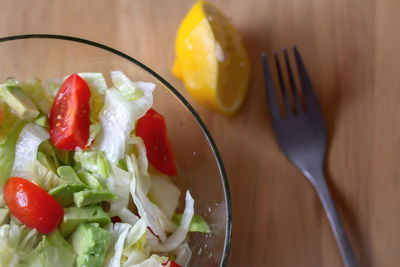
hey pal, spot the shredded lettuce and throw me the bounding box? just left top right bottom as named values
left=0, top=224, right=40, bottom=266
left=21, top=78, right=53, bottom=114
left=150, top=191, right=194, bottom=252
left=103, top=223, right=131, bottom=267
left=95, top=72, right=155, bottom=164
left=21, top=161, right=65, bottom=191
left=21, top=230, right=76, bottom=267
left=78, top=73, right=108, bottom=146
left=127, top=154, right=176, bottom=242
left=42, top=79, right=61, bottom=98
left=107, top=165, right=131, bottom=217
left=148, top=174, right=180, bottom=219
left=0, top=120, right=25, bottom=187
left=11, top=123, right=49, bottom=178
left=111, top=71, right=143, bottom=101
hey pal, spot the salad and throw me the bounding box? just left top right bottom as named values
left=0, top=71, right=210, bottom=267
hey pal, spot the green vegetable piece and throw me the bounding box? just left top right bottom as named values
left=21, top=230, right=76, bottom=267
left=37, top=151, right=56, bottom=173
left=73, top=189, right=117, bottom=208
left=1, top=84, right=39, bottom=120
left=21, top=77, right=53, bottom=114
left=54, top=146, right=73, bottom=165
left=0, top=208, right=10, bottom=225
left=37, top=141, right=59, bottom=171
left=60, top=205, right=111, bottom=237
left=69, top=222, right=110, bottom=267
left=49, top=183, right=88, bottom=207
left=77, top=170, right=104, bottom=189
left=57, top=166, right=83, bottom=184
left=34, top=114, right=48, bottom=127
left=0, top=120, right=25, bottom=187
left=172, top=213, right=211, bottom=233
left=74, top=151, right=111, bottom=178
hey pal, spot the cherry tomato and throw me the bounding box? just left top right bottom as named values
left=49, top=73, right=91, bottom=150
left=4, top=177, right=64, bottom=234
left=136, top=109, right=178, bottom=176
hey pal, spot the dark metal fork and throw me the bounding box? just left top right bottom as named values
left=262, top=46, right=358, bottom=267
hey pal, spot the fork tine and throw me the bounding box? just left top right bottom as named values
left=283, top=47, right=303, bottom=113
left=262, top=52, right=281, bottom=118
left=293, top=45, right=319, bottom=108
left=273, top=50, right=292, bottom=115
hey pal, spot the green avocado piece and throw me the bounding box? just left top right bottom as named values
left=55, top=147, right=73, bottom=165
left=20, top=230, right=76, bottom=267
left=76, top=170, right=103, bottom=189
left=60, top=205, right=111, bottom=237
left=57, top=166, right=83, bottom=184
left=0, top=208, right=10, bottom=225
left=1, top=85, right=39, bottom=120
left=69, top=223, right=110, bottom=267
left=73, top=189, right=117, bottom=208
left=172, top=213, right=211, bottom=233
left=49, top=183, right=88, bottom=207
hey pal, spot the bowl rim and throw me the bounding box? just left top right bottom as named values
left=0, top=34, right=232, bottom=266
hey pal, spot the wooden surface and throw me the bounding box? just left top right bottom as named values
left=1, top=0, right=400, bottom=266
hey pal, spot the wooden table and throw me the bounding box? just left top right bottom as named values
left=1, top=0, right=400, bottom=266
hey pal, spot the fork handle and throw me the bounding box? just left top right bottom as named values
left=310, top=173, right=359, bottom=267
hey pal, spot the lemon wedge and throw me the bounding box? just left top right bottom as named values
left=173, top=0, right=250, bottom=115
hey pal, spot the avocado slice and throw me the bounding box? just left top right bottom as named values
left=55, top=147, right=73, bottom=165
left=73, top=189, right=117, bottom=208
left=57, top=166, right=83, bottom=184
left=1, top=84, right=39, bottom=120
left=20, top=230, right=76, bottom=267
left=0, top=208, right=10, bottom=225
left=76, top=170, right=103, bottom=189
left=69, top=223, right=110, bottom=267
left=60, top=205, right=111, bottom=237
left=49, top=183, right=88, bottom=207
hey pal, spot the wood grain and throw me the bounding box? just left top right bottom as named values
left=1, top=0, right=400, bottom=266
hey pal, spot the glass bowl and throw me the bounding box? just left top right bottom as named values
left=0, top=34, right=232, bottom=266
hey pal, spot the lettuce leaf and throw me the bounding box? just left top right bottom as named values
left=21, top=78, right=53, bottom=114
left=127, top=154, right=176, bottom=242
left=150, top=191, right=194, bottom=252
left=95, top=72, right=155, bottom=164
left=148, top=174, right=180, bottom=219
left=107, top=165, right=131, bottom=217
left=0, top=120, right=25, bottom=187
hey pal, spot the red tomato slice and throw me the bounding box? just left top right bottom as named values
left=4, top=177, right=64, bottom=234
left=49, top=73, right=91, bottom=150
left=136, top=109, right=178, bottom=176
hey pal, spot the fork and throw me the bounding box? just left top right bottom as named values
left=262, top=46, right=359, bottom=267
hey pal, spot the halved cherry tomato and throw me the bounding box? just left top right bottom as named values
left=136, top=109, right=178, bottom=176
left=49, top=73, right=91, bottom=150
left=4, top=177, right=64, bottom=234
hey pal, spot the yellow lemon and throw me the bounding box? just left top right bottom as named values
left=173, top=0, right=250, bottom=115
